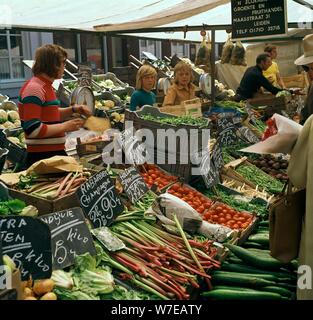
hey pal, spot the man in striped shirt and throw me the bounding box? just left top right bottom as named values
left=18, top=44, right=91, bottom=167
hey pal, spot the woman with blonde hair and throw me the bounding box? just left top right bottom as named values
left=163, top=61, right=196, bottom=106
left=129, top=65, right=157, bottom=111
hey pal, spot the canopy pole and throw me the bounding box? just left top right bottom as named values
left=210, top=29, right=216, bottom=107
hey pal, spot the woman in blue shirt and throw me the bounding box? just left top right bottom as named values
left=130, top=65, right=157, bottom=111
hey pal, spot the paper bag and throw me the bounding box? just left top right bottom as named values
left=26, top=156, right=83, bottom=175
left=240, top=114, right=302, bottom=154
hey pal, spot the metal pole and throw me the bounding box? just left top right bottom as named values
left=210, top=29, right=215, bottom=107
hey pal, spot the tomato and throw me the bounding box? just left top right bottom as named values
left=222, top=209, right=228, bottom=215
left=215, top=206, right=223, bottom=212
left=233, top=224, right=239, bottom=229
left=197, top=206, right=205, bottom=213
left=236, top=222, right=242, bottom=228
left=203, top=202, right=211, bottom=209
left=225, top=214, right=232, bottom=220
left=171, top=185, right=179, bottom=191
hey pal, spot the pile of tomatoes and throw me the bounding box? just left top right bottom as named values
left=202, top=203, right=254, bottom=230
left=168, top=184, right=213, bottom=213
left=140, top=164, right=177, bottom=190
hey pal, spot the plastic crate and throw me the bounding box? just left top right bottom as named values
left=0, top=128, right=26, bottom=166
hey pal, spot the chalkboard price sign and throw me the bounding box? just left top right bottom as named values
left=217, top=118, right=238, bottom=146
left=0, top=217, right=52, bottom=280
left=232, top=0, right=287, bottom=40
left=196, top=149, right=220, bottom=189
left=212, top=139, right=224, bottom=171
left=76, top=170, right=124, bottom=228
left=118, top=167, right=149, bottom=204
left=40, top=208, right=96, bottom=270
left=118, top=128, right=149, bottom=165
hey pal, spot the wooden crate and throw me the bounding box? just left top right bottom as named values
left=282, top=72, right=309, bottom=89
left=76, top=137, right=113, bottom=158
left=9, top=188, right=79, bottom=216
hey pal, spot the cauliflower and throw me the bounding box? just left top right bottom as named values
left=7, top=136, right=20, bottom=144
left=276, top=90, right=291, bottom=98
left=14, top=119, right=21, bottom=127
left=0, top=110, right=8, bottom=123
left=103, top=80, right=115, bottom=88
left=3, top=121, right=15, bottom=129
left=227, top=89, right=235, bottom=97
left=7, top=110, right=19, bottom=122
left=104, top=100, right=115, bottom=109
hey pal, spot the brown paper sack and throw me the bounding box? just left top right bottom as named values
left=26, top=156, right=83, bottom=175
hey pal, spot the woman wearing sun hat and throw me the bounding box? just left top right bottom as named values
left=287, top=34, right=313, bottom=300
left=294, top=34, right=313, bottom=124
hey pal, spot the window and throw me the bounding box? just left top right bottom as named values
left=0, top=30, right=24, bottom=80
left=53, top=32, right=77, bottom=62
left=80, top=33, right=103, bottom=71
left=171, top=42, right=190, bottom=58
left=139, top=39, right=161, bottom=60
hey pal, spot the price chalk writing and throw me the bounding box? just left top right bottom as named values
left=40, top=208, right=96, bottom=270
left=76, top=170, right=124, bottom=228
left=0, top=217, right=52, bottom=280
left=118, top=167, right=149, bottom=204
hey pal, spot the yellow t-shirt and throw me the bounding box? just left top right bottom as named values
left=263, top=61, right=279, bottom=87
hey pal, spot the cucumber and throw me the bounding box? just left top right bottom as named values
left=213, top=285, right=254, bottom=292
left=213, top=270, right=278, bottom=282
left=258, top=221, right=269, bottom=227
left=224, top=243, right=290, bottom=270
left=242, top=241, right=265, bottom=249
left=202, top=289, right=284, bottom=300
left=259, top=286, right=293, bottom=298
left=227, top=256, right=244, bottom=264
left=212, top=272, right=276, bottom=287
left=221, top=263, right=297, bottom=281
left=248, top=234, right=269, bottom=246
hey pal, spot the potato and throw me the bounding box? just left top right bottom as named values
left=40, top=292, right=57, bottom=301
left=24, top=296, right=37, bottom=300
left=33, top=279, right=55, bottom=296
left=24, top=287, right=34, bottom=298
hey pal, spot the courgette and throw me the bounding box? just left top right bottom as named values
left=224, top=244, right=290, bottom=270
left=212, top=271, right=276, bottom=287
left=227, top=256, right=244, bottom=264
left=202, top=289, right=284, bottom=300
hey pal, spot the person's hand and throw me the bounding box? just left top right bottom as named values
left=64, top=118, right=85, bottom=132
left=73, top=104, right=92, bottom=117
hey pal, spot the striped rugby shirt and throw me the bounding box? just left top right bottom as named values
left=18, top=76, right=65, bottom=153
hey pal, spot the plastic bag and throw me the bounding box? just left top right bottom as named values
left=195, top=35, right=211, bottom=70
left=221, top=35, right=234, bottom=64
left=240, top=114, right=303, bottom=154
left=230, top=41, right=247, bottom=66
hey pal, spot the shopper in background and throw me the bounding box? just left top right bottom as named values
left=130, top=65, right=157, bottom=111
left=18, top=44, right=91, bottom=168
left=236, top=53, right=283, bottom=100
left=293, top=34, right=313, bottom=124
left=287, top=34, right=313, bottom=300
left=263, top=45, right=286, bottom=89
left=163, top=61, right=196, bottom=106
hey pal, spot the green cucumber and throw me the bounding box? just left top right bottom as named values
left=259, top=286, right=293, bottom=298
left=202, top=289, right=284, bottom=300
left=224, top=244, right=290, bottom=270
left=248, top=234, right=269, bottom=246
left=242, top=241, right=265, bottom=249
left=258, top=221, right=269, bottom=227
left=213, top=270, right=277, bottom=282
left=212, top=272, right=276, bottom=287
left=221, top=263, right=297, bottom=281
left=227, top=256, right=244, bottom=264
